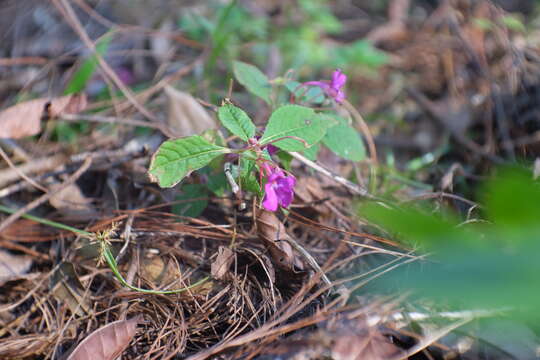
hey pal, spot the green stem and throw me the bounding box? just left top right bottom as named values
left=0, top=204, right=91, bottom=236
left=101, top=242, right=209, bottom=294
left=0, top=204, right=209, bottom=295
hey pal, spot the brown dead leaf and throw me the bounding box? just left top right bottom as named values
left=0, top=94, right=87, bottom=139
left=67, top=315, right=142, bottom=360
left=256, top=209, right=303, bottom=271
left=165, top=85, right=216, bottom=137
left=0, top=249, right=32, bottom=286
left=48, top=183, right=96, bottom=218
left=211, top=246, right=235, bottom=280
left=293, top=176, right=331, bottom=215
left=141, top=254, right=184, bottom=286
left=327, top=316, right=403, bottom=360
left=50, top=262, right=91, bottom=316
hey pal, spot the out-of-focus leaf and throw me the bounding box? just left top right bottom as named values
left=67, top=315, right=142, bottom=360
left=0, top=94, right=87, bottom=139
left=206, top=172, right=228, bottom=197
left=173, top=184, right=208, bottom=218
left=332, top=40, right=388, bottom=69
left=500, top=14, right=526, bottom=32
left=323, top=121, right=366, bottom=161
left=233, top=61, right=272, bottom=104
left=481, top=168, right=540, bottom=229
left=165, top=86, right=217, bottom=137
left=359, top=169, right=540, bottom=318
left=64, top=34, right=112, bottom=95
left=285, top=80, right=325, bottom=104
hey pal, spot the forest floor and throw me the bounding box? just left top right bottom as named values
left=1, top=1, right=540, bottom=359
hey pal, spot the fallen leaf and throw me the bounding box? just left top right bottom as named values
left=211, top=246, right=235, bottom=280
left=0, top=94, right=87, bottom=139
left=293, top=176, right=331, bottom=215
left=0, top=249, right=32, bottom=286
left=329, top=318, right=403, bottom=360
left=48, top=183, right=96, bottom=218
left=67, top=316, right=142, bottom=360
left=50, top=262, right=91, bottom=316
left=256, top=209, right=303, bottom=271
left=165, top=85, right=216, bottom=137
left=141, top=253, right=183, bottom=286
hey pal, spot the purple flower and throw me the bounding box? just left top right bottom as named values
left=304, top=69, right=347, bottom=103
left=265, top=143, right=279, bottom=156
left=262, top=164, right=296, bottom=212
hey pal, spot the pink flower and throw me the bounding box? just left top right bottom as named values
left=261, top=164, right=296, bottom=212
left=304, top=69, right=347, bottom=103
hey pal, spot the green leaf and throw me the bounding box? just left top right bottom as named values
left=285, top=80, right=325, bottom=104
left=323, top=122, right=366, bottom=161
left=501, top=14, right=526, bottom=33
left=260, top=105, right=331, bottom=151
left=149, top=135, right=231, bottom=188
left=64, top=33, right=113, bottom=95
left=206, top=172, right=228, bottom=196
left=217, top=104, right=255, bottom=141
left=482, top=168, right=540, bottom=229
left=173, top=184, right=208, bottom=218
left=233, top=61, right=272, bottom=104
left=332, top=40, right=388, bottom=69
left=239, top=157, right=261, bottom=195
left=301, top=143, right=319, bottom=161
left=277, top=151, right=293, bottom=171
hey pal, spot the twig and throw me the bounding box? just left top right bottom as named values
left=0, top=157, right=92, bottom=233
left=0, top=146, right=48, bottom=193
left=289, top=151, right=371, bottom=197
left=0, top=145, right=145, bottom=189
left=406, top=87, right=505, bottom=164
left=283, top=238, right=331, bottom=286
left=60, top=113, right=165, bottom=131
left=53, top=0, right=157, bottom=122
left=0, top=154, right=66, bottom=189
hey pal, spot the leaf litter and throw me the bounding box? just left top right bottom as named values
left=1, top=0, right=540, bottom=359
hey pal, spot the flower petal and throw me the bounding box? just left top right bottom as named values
left=262, top=183, right=278, bottom=211
left=275, top=176, right=296, bottom=208
left=334, top=90, right=346, bottom=104
left=331, top=69, right=347, bottom=89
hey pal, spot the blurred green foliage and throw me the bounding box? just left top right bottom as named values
left=178, top=0, right=388, bottom=76
left=64, top=33, right=112, bottom=95
left=359, top=168, right=540, bottom=319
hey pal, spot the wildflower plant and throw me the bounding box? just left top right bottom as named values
left=148, top=62, right=368, bottom=212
